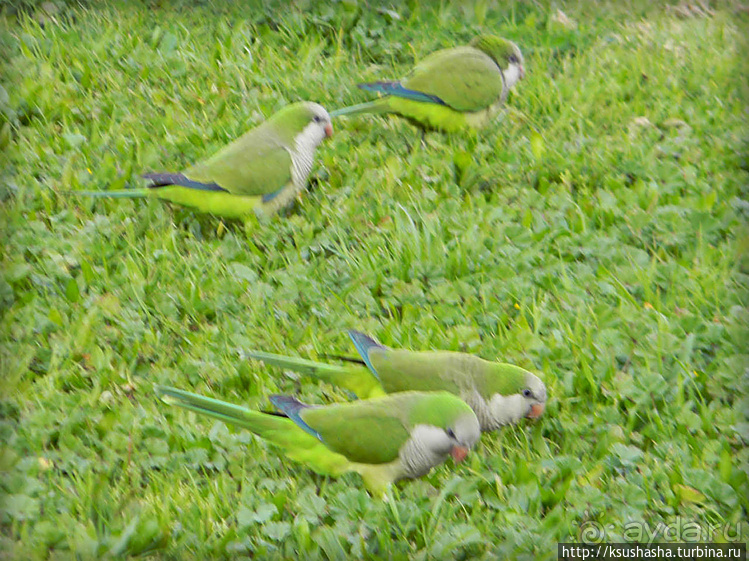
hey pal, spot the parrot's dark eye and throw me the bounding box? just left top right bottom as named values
left=446, top=428, right=456, bottom=439
left=509, top=55, right=519, bottom=64
left=522, top=389, right=532, bottom=398
left=313, top=115, right=322, bottom=123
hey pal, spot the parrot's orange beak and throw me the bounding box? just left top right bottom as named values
left=527, top=403, right=545, bottom=419
left=451, top=445, right=469, bottom=463
left=325, top=123, right=333, bottom=137
left=519, top=65, right=525, bottom=80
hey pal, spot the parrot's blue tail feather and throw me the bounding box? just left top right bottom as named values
left=142, top=172, right=228, bottom=193
left=348, top=331, right=385, bottom=376
left=269, top=395, right=321, bottom=440
left=358, top=81, right=447, bottom=105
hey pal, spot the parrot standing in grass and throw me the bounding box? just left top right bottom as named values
left=155, top=385, right=480, bottom=496
left=330, top=36, right=524, bottom=133
left=248, top=330, right=547, bottom=432
left=76, top=102, right=333, bottom=219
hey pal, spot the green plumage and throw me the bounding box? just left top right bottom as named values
left=248, top=330, right=547, bottom=432
left=247, top=349, right=529, bottom=399
left=155, top=385, right=477, bottom=495
left=183, top=114, right=294, bottom=197
left=76, top=102, right=332, bottom=219
left=367, top=350, right=528, bottom=396
left=404, top=46, right=505, bottom=112
left=331, top=35, right=524, bottom=133
left=246, top=351, right=384, bottom=399
left=334, top=97, right=475, bottom=134
left=248, top=339, right=529, bottom=398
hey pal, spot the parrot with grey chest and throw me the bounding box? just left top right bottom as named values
left=248, top=330, right=547, bottom=432
left=331, top=36, right=524, bottom=133
left=155, top=385, right=480, bottom=497
left=76, top=102, right=332, bottom=219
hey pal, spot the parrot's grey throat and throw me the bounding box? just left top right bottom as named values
left=289, top=121, right=328, bottom=188
left=399, top=424, right=455, bottom=478
left=466, top=390, right=528, bottom=431
left=503, top=63, right=523, bottom=91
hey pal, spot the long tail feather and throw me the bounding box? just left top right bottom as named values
left=318, top=354, right=366, bottom=365
left=247, top=350, right=384, bottom=399
left=155, top=385, right=351, bottom=478
left=330, top=99, right=390, bottom=118
left=358, top=81, right=446, bottom=105
left=142, top=172, right=227, bottom=192
left=74, top=188, right=151, bottom=199
left=155, top=385, right=273, bottom=432
left=247, top=351, right=347, bottom=378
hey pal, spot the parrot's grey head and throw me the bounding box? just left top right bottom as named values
left=520, top=372, right=546, bottom=419
left=297, top=102, right=333, bottom=147
left=470, top=35, right=525, bottom=90
left=481, top=367, right=547, bottom=431
left=403, top=410, right=480, bottom=476
left=444, top=410, right=482, bottom=462
left=272, top=101, right=333, bottom=148
left=487, top=372, right=546, bottom=427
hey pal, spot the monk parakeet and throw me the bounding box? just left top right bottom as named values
left=76, top=102, right=332, bottom=219
left=248, top=330, right=546, bottom=432
left=155, top=385, right=480, bottom=496
left=330, top=36, right=524, bottom=133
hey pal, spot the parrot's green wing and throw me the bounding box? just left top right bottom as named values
left=403, top=47, right=504, bottom=113
left=349, top=331, right=526, bottom=397
left=184, top=122, right=293, bottom=198
left=372, top=351, right=529, bottom=397
left=350, top=332, right=464, bottom=393
left=300, top=397, right=411, bottom=465
left=370, top=350, right=471, bottom=393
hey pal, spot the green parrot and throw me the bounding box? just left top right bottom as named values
left=155, top=385, right=480, bottom=496
left=330, top=36, right=524, bottom=133
left=76, top=102, right=333, bottom=219
left=248, top=330, right=547, bottom=432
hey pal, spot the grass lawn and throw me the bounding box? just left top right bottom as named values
left=1, top=0, right=747, bottom=558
